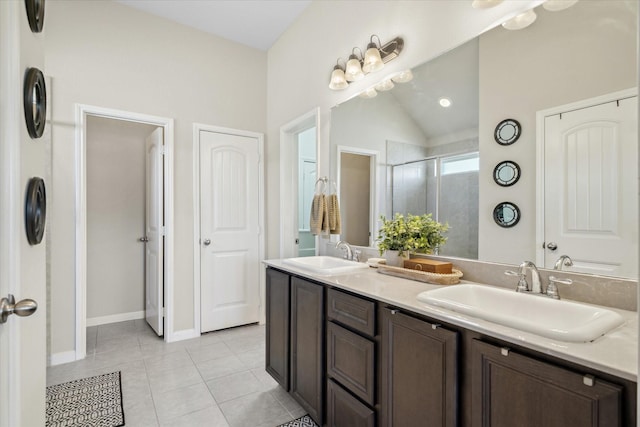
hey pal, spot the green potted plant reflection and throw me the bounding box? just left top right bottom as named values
left=377, top=213, right=448, bottom=267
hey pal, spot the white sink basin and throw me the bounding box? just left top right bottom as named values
left=417, top=284, right=625, bottom=343
left=282, top=256, right=369, bottom=276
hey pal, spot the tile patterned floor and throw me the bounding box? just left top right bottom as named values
left=47, top=321, right=305, bottom=427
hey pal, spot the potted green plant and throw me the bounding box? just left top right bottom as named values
left=377, top=213, right=448, bottom=267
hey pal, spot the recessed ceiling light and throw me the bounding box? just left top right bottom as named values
left=502, top=9, right=537, bottom=30
left=439, top=97, right=452, bottom=108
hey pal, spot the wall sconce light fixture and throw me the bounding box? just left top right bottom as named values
left=329, top=35, right=404, bottom=91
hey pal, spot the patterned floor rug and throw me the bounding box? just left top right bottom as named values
left=277, top=414, right=319, bottom=427
left=46, top=371, right=124, bottom=427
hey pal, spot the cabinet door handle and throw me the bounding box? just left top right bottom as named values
left=390, top=309, right=398, bottom=315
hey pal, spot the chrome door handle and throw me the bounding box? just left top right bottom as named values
left=0, top=294, right=38, bottom=324
left=139, top=236, right=149, bottom=242
left=546, top=242, right=558, bottom=251
left=203, top=239, right=211, bottom=246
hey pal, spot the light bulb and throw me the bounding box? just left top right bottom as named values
left=391, top=70, right=413, bottom=83
left=375, top=79, right=394, bottom=92
left=362, top=43, right=384, bottom=73
left=329, top=66, right=348, bottom=90
left=502, top=9, right=537, bottom=30
left=345, top=54, right=365, bottom=82
left=542, top=0, right=579, bottom=12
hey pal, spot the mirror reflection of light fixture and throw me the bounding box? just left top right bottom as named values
left=329, top=59, right=348, bottom=90
left=502, top=9, right=537, bottom=30
left=363, top=35, right=384, bottom=73
left=375, top=79, right=394, bottom=92
left=471, top=0, right=503, bottom=9
left=391, top=69, right=413, bottom=83
left=345, top=48, right=365, bottom=82
left=542, top=0, right=579, bottom=12
left=359, top=87, right=378, bottom=99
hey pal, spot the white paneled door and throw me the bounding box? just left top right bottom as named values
left=544, top=96, right=637, bottom=277
left=200, top=130, right=261, bottom=333
left=145, top=128, right=164, bottom=335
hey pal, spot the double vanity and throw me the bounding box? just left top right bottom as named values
left=264, top=257, right=637, bottom=427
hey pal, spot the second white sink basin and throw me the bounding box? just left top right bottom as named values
left=417, top=284, right=625, bottom=343
left=282, top=256, right=369, bottom=276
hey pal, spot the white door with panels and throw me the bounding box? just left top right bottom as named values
left=200, top=130, right=261, bottom=333
left=543, top=95, right=637, bottom=277
left=145, top=128, right=164, bottom=335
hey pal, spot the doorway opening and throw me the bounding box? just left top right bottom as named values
left=279, top=108, right=320, bottom=258
left=75, top=105, right=175, bottom=361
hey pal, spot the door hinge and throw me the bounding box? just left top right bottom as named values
left=162, top=226, right=166, bottom=236
left=162, top=307, right=166, bottom=317
left=161, top=146, right=167, bottom=156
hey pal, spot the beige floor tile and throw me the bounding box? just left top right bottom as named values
left=187, top=341, right=233, bottom=364
left=148, top=364, right=203, bottom=395
left=206, top=370, right=264, bottom=403
left=218, top=391, right=292, bottom=427
left=159, top=405, right=230, bottom=427
left=195, top=354, right=247, bottom=381
left=153, top=382, right=216, bottom=422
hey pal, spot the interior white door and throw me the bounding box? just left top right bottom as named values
left=145, top=128, right=164, bottom=335
left=544, top=96, right=637, bottom=277
left=1, top=2, right=47, bottom=425
left=200, top=130, right=260, bottom=332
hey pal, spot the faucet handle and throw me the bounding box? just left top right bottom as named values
left=353, top=249, right=361, bottom=262
left=546, top=276, right=573, bottom=299
left=505, top=270, right=529, bottom=293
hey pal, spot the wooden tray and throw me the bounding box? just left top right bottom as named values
left=377, top=263, right=463, bottom=285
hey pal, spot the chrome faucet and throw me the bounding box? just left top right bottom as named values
left=335, top=241, right=354, bottom=261
left=554, top=255, right=573, bottom=270
left=505, top=261, right=542, bottom=294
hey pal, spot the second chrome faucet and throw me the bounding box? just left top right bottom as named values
left=505, top=260, right=572, bottom=299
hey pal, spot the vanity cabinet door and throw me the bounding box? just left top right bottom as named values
left=265, top=268, right=290, bottom=390
left=471, top=339, right=622, bottom=427
left=291, top=277, right=325, bottom=425
left=380, top=308, right=458, bottom=427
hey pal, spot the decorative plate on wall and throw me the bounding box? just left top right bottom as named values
left=493, top=160, right=521, bottom=187
left=494, top=119, right=521, bottom=145
left=23, top=67, right=47, bottom=139
left=25, top=177, right=47, bottom=245
left=493, top=202, right=520, bottom=228
left=25, top=0, right=45, bottom=33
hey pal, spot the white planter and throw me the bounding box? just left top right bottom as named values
left=384, top=250, right=408, bottom=268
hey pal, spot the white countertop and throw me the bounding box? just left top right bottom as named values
left=264, top=259, right=638, bottom=382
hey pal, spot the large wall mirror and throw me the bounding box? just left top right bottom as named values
left=330, top=0, right=637, bottom=279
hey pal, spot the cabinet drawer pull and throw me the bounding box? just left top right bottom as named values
left=390, top=309, right=398, bottom=315
left=432, top=323, right=441, bottom=330
left=500, top=347, right=510, bottom=356
left=583, top=374, right=595, bottom=387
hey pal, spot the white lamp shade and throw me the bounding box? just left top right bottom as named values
left=375, top=79, right=394, bottom=92
left=502, top=9, right=537, bottom=30
left=329, top=67, right=348, bottom=90
left=345, top=57, right=365, bottom=81
left=362, top=46, right=384, bottom=73
left=391, top=70, right=413, bottom=83
left=471, top=0, right=503, bottom=9
left=359, top=87, right=378, bottom=98
left=542, top=0, right=578, bottom=12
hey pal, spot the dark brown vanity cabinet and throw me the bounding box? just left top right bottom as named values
left=291, top=276, right=325, bottom=425
left=326, top=288, right=378, bottom=426
left=266, top=268, right=290, bottom=389
left=380, top=307, right=458, bottom=427
left=471, top=340, right=623, bottom=427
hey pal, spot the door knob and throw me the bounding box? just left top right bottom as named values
left=139, top=236, right=149, bottom=242
left=203, top=239, right=211, bottom=246
left=546, top=242, right=558, bottom=251
left=0, top=294, right=38, bottom=324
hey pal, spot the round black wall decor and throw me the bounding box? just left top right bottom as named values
left=494, top=119, right=521, bottom=146
left=493, top=202, right=520, bottom=228
left=25, top=177, right=47, bottom=245
left=23, top=67, right=47, bottom=139
left=25, top=0, right=45, bottom=33
left=493, top=160, right=521, bottom=187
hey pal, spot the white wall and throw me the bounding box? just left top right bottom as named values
left=86, top=116, right=157, bottom=321
left=45, top=1, right=266, bottom=355
left=266, top=0, right=543, bottom=258
left=477, top=1, right=637, bottom=264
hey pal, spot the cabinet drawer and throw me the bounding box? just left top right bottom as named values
left=327, top=321, right=375, bottom=405
left=327, top=288, right=376, bottom=336
left=327, top=379, right=375, bottom=427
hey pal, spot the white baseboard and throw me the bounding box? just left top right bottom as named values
left=166, top=328, right=200, bottom=343
left=48, top=350, right=77, bottom=367
left=86, top=310, right=145, bottom=327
